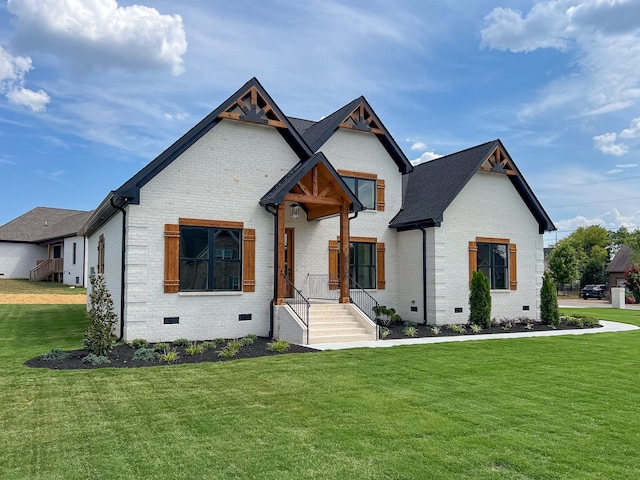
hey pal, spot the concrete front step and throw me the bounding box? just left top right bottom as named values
left=309, top=333, right=375, bottom=344
left=307, top=304, right=376, bottom=344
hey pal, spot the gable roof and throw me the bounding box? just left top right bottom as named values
left=260, top=152, right=363, bottom=219
left=389, top=139, right=555, bottom=234
left=606, top=245, right=634, bottom=273
left=0, top=207, right=92, bottom=243
left=299, top=97, right=413, bottom=174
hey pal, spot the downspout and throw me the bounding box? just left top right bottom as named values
left=110, top=197, right=128, bottom=341
left=265, top=205, right=278, bottom=338
left=420, top=228, right=427, bottom=325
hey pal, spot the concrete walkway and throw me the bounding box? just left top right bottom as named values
left=310, top=320, right=639, bottom=351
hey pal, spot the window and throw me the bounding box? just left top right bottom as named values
left=342, top=176, right=376, bottom=210
left=477, top=242, right=508, bottom=289
left=329, top=237, right=385, bottom=290
left=179, top=226, right=241, bottom=291
left=469, top=238, right=517, bottom=290
left=338, top=170, right=385, bottom=211
left=349, top=242, right=376, bottom=289
left=97, top=235, right=105, bottom=274
left=164, top=219, right=256, bottom=294
left=72, top=242, right=77, bottom=265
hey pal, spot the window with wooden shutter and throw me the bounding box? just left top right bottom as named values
left=164, top=224, right=180, bottom=293
left=469, top=237, right=516, bottom=290
left=338, top=170, right=385, bottom=211
left=243, top=229, right=256, bottom=292
left=509, top=243, right=517, bottom=290
left=328, top=240, right=339, bottom=290
left=97, top=234, right=105, bottom=275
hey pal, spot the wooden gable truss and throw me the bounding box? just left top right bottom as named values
left=218, top=86, right=286, bottom=128
left=338, top=102, right=384, bottom=134
left=479, top=145, right=517, bottom=176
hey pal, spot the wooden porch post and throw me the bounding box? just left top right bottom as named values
left=276, top=203, right=286, bottom=305
left=339, top=200, right=350, bottom=304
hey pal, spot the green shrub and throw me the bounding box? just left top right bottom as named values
left=159, top=348, right=179, bottom=363
left=217, top=345, right=239, bottom=357
left=173, top=338, right=191, bottom=347
left=373, top=305, right=401, bottom=327
left=132, top=348, right=159, bottom=361
left=565, top=316, right=584, bottom=328
left=267, top=339, right=290, bottom=352
left=238, top=335, right=257, bottom=346
left=130, top=338, right=149, bottom=349
left=153, top=342, right=169, bottom=352
left=430, top=325, right=441, bottom=335
left=379, top=327, right=390, bottom=339
left=541, top=271, right=560, bottom=326
left=185, top=342, right=204, bottom=355
left=37, top=348, right=69, bottom=361
left=402, top=325, right=418, bottom=337
left=84, top=275, right=118, bottom=356
left=501, top=321, right=513, bottom=331
left=470, top=324, right=482, bottom=334
left=469, top=270, right=491, bottom=328
left=448, top=324, right=465, bottom=334
left=200, top=340, right=219, bottom=351
left=82, top=353, right=111, bottom=366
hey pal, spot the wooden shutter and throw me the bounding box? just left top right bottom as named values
left=468, top=241, right=478, bottom=289
left=164, top=224, right=180, bottom=293
left=329, top=240, right=339, bottom=290
left=376, top=179, right=385, bottom=211
left=509, top=243, right=517, bottom=290
left=376, top=242, right=385, bottom=289
left=243, top=229, right=256, bottom=292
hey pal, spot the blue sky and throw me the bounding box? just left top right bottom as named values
left=1, top=0, right=639, bottom=246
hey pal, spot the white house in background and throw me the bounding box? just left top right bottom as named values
left=0, top=207, right=92, bottom=285
left=81, top=78, right=555, bottom=345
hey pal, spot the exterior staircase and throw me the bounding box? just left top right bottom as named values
left=307, top=303, right=377, bottom=344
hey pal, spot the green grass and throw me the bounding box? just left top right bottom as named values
left=0, top=279, right=86, bottom=295
left=2, top=305, right=640, bottom=479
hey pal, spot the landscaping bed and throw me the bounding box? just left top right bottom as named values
left=381, top=317, right=601, bottom=340
left=26, top=336, right=319, bottom=370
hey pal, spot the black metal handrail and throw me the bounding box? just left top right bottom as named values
left=283, top=276, right=310, bottom=345
left=348, top=275, right=378, bottom=323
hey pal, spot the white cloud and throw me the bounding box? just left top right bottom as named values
left=615, top=164, right=638, bottom=168
left=593, top=132, right=628, bottom=156
left=481, top=1, right=640, bottom=120
left=411, top=151, right=443, bottom=166
left=7, top=0, right=187, bottom=75
left=606, top=168, right=623, bottom=175
left=620, top=117, right=640, bottom=138
left=410, top=141, right=427, bottom=151
left=0, top=44, right=50, bottom=111
left=555, top=208, right=640, bottom=232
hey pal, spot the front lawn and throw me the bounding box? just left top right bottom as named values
left=0, top=278, right=86, bottom=295
left=2, top=304, right=640, bottom=479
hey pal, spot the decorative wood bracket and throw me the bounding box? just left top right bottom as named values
left=480, top=146, right=516, bottom=175
left=338, top=102, right=384, bottom=134
left=218, top=86, right=286, bottom=128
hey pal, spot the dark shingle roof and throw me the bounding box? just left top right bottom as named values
left=606, top=245, right=634, bottom=273
left=389, top=139, right=555, bottom=234
left=0, top=207, right=93, bottom=243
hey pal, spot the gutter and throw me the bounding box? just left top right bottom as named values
left=265, top=205, right=278, bottom=339
left=420, top=228, right=427, bottom=325
left=110, top=197, right=128, bottom=342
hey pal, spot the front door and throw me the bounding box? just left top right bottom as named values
left=284, top=228, right=295, bottom=297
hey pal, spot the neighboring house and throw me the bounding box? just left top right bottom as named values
left=81, top=77, right=555, bottom=344
left=606, top=245, right=634, bottom=294
left=0, top=207, right=92, bottom=285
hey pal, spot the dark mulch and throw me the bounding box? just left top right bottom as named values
left=382, top=318, right=601, bottom=340
left=26, top=337, right=319, bottom=370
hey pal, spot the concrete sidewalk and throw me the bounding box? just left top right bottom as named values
left=310, top=320, right=639, bottom=351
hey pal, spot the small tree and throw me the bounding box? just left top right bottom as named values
left=469, top=270, right=491, bottom=328
left=548, top=242, right=578, bottom=292
left=625, top=264, right=640, bottom=303
left=84, top=275, right=118, bottom=356
left=540, top=272, right=559, bottom=326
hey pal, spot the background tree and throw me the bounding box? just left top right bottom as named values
left=548, top=242, right=578, bottom=290
left=580, top=257, right=608, bottom=287
left=625, top=264, right=640, bottom=303
left=541, top=272, right=559, bottom=326
left=469, top=270, right=491, bottom=328
left=562, top=225, right=609, bottom=273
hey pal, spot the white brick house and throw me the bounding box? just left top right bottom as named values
left=82, top=78, right=554, bottom=344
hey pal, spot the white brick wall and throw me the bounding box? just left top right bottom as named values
left=122, top=119, right=302, bottom=342
left=62, top=236, right=86, bottom=286
left=0, top=242, right=47, bottom=278
left=427, top=171, right=543, bottom=324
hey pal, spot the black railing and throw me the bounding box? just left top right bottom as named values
left=283, top=276, right=310, bottom=345
left=306, top=274, right=339, bottom=301
left=348, top=275, right=378, bottom=323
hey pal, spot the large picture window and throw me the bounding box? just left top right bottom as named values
left=179, top=226, right=242, bottom=291
left=477, top=242, right=508, bottom=289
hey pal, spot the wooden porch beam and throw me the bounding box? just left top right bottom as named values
left=284, top=193, right=342, bottom=206
left=339, top=200, right=350, bottom=304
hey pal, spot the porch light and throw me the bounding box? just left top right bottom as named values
left=290, top=203, right=300, bottom=220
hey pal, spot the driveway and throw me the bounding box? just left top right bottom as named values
left=559, top=297, right=640, bottom=310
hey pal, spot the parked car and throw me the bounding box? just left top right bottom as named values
left=581, top=284, right=606, bottom=300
